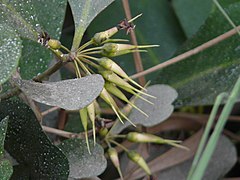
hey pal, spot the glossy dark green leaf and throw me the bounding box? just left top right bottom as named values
left=0, top=159, right=13, bottom=180
left=0, top=23, right=22, bottom=85
left=69, top=0, right=115, bottom=49
left=0, top=0, right=67, bottom=80
left=58, top=138, right=107, bottom=179
left=14, top=74, right=104, bottom=110
left=87, top=0, right=186, bottom=79
left=156, top=1, right=240, bottom=106
left=172, top=0, right=213, bottom=38
left=0, top=99, right=69, bottom=179
left=110, top=85, right=178, bottom=135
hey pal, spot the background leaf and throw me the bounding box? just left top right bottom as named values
left=58, top=138, right=107, bottom=179
left=0, top=0, right=67, bottom=80
left=14, top=74, right=104, bottom=110
left=0, top=99, right=69, bottom=179
left=156, top=1, right=240, bottom=106
left=69, top=0, right=115, bottom=49
left=87, top=0, right=186, bottom=80
left=0, top=23, right=22, bottom=85
left=172, top=0, right=213, bottom=38
left=110, top=85, right=178, bottom=135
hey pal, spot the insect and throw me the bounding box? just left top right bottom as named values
left=117, top=19, right=136, bottom=34
left=37, top=31, right=50, bottom=47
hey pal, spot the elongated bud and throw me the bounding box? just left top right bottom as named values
left=99, top=127, right=108, bottom=137
left=80, top=108, right=91, bottom=154
left=92, top=27, right=119, bottom=45
left=101, top=43, right=158, bottom=57
left=105, top=82, right=148, bottom=117
left=48, top=39, right=61, bottom=49
left=127, top=132, right=188, bottom=150
left=127, top=151, right=151, bottom=175
left=108, top=148, right=123, bottom=179
left=108, top=148, right=120, bottom=168
left=99, top=57, right=145, bottom=90
left=87, top=103, right=96, bottom=145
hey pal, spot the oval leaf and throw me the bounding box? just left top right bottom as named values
left=0, top=23, right=22, bottom=85
left=110, top=85, right=178, bottom=134
left=0, top=160, right=13, bottom=180
left=157, top=1, right=240, bottom=106
left=0, top=99, right=69, bottom=179
left=58, top=139, right=107, bottom=179
left=14, top=75, right=105, bottom=110
left=69, top=0, right=115, bottom=49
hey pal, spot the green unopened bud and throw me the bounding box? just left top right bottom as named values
left=87, top=103, right=96, bottom=145
left=92, top=27, right=119, bottom=45
left=127, top=132, right=188, bottom=150
left=101, top=43, right=158, bottom=57
left=99, top=57, right=146, bottom=90
left=48, top=39, right=61, bottom=49
left=79, top=108, right=91, bottom=154
left=108, top=148, right=120, bottom=168
left=99, top=127, right=108, bottom=137
left=127, top=151, right=151, bottom=175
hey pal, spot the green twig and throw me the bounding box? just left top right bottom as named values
left=190, top=77, right=240, bottom=180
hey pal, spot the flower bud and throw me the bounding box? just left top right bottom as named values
left=108, top=148, right=120, bottom=168
left=127, top=132, right=188, bottom=150
left=99, top=57, right=145, bottom=90
left=99, top=127, right=108, bottom=137
left=87, top=103, right=96, bottom=145
left=92, top=27, right=119, bottom=45
left=48, top=39, right=61, bottom=49
left=127, top=151, right=151, bottom=175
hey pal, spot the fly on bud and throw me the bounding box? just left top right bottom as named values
left=127, top=150, right=151, bottom=175
left=127, top=132, right=188, bottom=150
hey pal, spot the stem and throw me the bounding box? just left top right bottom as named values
left=75, top=57, right=91, bottom=75
left=79, top=54, right=99, bottom=61
left=0, top=87, right=20, bottom=101
left=79, top=57, right=100, bottom=69
left=109, top=140, right=129, bottom=152
left=33, top=60, right=64, bottom=82
left=213, top=0, right=240, bottom=36
left=77, top=40, right=93, bottom=52
left=83, top=51, right=101, bottom=55
left=73, top=60, right=81, bottom=78
left=79, top=46, right=102, bottom=53
left=122, top=0, right=146, bottom=86
left=131, top=25, right=240, bottom=79
left=60, top=45, right=71, bottom=53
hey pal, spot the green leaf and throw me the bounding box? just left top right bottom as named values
left=69, top=0, right=115, bottom=49
left=13, top=74, right=104, bottom=110
left=172, top=0, right=213, bottom=38
left=0, top=117, right=8, bottom=158
left=156, top=1, right=240, bottom=106
left=58, top=139, right=107, bottom=179
left=110, top=85, right=177, bottom=135
left=0, top=23, right=22, bottom=85
left=87, top=0, right=186, bottom=79
left=0, top=0, right=67, bottom=80
left=0, top=99, right=69, bottom=179
left=0, top=159, right=13, bottom=180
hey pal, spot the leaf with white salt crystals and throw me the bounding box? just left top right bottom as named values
left=110, top=85, right=178, bottom=134
left=58, top=139, right=107, bottom=179
left=14, top=75, right=105, bottom=110
left=69, top=0, right=115, bottom=49
left=0, top=23, right=22, bottom=85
